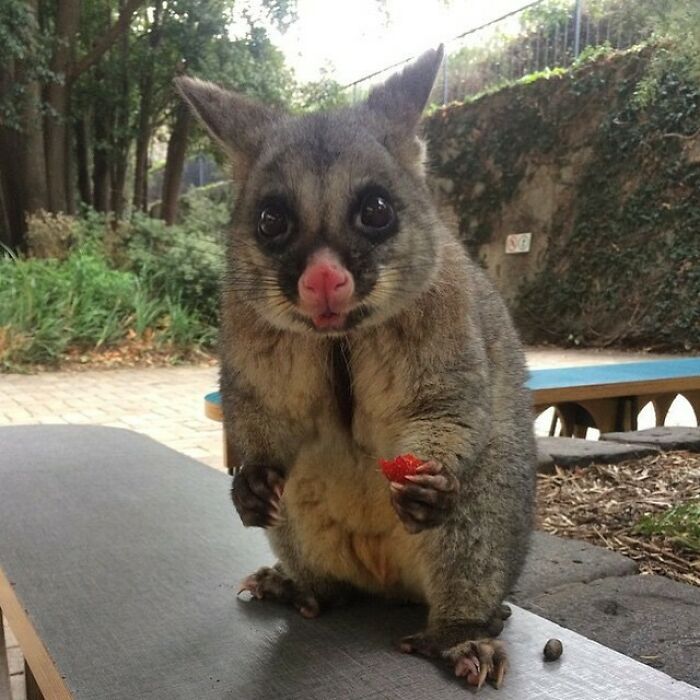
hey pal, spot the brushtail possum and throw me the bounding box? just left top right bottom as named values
left=176, top=45, right=536, bottom=690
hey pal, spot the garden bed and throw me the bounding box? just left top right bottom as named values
left=537, top=451, right=700, bottom=587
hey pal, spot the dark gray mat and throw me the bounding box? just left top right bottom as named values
left=0, top=425, right=698, bottom=699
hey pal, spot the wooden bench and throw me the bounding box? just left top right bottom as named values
left=1, top=425, right=699, bottom=699
left=205, top=359, right=700, bottom=465
left=529, top=358, right=700, bottom=437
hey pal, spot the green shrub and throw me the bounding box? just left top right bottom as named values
left=25, top=210, right=77, bottom=260
left=0, top=246, right=216, bottom=369
left=0, top=249, right=137, bottom=366
left=106, top=189, right=230, bottom=324
left=1, top=188, right=229, bottom=367
left=635, top=501, right=700, bottom=553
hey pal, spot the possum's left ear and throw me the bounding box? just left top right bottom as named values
left=174, top=77, right=280, bottom=182
left=364, top=45, right=443, bottom=173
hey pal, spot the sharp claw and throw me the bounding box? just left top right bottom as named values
left=298, top=600, right=320, bottom=618
left=267, top=506, right=284, bottom=526
left=269, top=498, right=282, bottom=513
left=237, top=575, right=258, bottom=597
left=477, top=663, right=489, bottom=689
left=494, top=658, right=507, bottom=689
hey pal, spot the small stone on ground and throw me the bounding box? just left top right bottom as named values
left=601, top=427, right=700, bottom=452
left=537, top=436, right=659, bottom=469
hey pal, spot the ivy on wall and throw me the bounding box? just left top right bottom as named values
left=425, top=47, right=700, bottom=351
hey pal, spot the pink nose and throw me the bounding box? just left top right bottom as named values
left=298, top=252, right=354, bottom=311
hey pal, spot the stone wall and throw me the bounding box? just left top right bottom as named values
left=424, top=47, right=700, bottom=351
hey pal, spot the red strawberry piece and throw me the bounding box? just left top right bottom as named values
left=379, top=454, right=425, bottom=483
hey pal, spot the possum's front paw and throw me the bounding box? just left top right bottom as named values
left=231, top=463, right=285, bottom=528
left=389, top=460, right=459, bottom=533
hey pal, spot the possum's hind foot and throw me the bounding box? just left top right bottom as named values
left=399, top=616, right=508, bottom=690
left=237, top=565, right=320, bottom=619
left=446, top=639, right=508, bottom=689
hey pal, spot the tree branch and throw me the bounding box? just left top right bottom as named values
left=70, top=0, right=145, bottom=80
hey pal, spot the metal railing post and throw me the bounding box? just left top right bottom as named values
left=442, top=49, right=449, bottom=105
left=574, top=0, right=583, bottom=57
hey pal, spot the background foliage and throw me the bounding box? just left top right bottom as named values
left=426, top=4, right=700, bottom=351
left=2, top=0, right=699, bottom=366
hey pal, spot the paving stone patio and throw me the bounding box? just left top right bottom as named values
left=0, top=348, right=691, bottom=477
left=0, top=365, right=223, bottom=472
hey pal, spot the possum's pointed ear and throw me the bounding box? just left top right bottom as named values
left=366, top=45, right=443, bottom=134
left=174, top=77, right=279, bottom=181
left=364, top=45, right=443, bottom=174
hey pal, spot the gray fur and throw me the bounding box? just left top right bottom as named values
left=177, top=46, right=536, bottom=684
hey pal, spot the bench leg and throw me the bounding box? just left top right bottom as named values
left=555, top=403, right=596, bottom=438
left=0, top=608, right=11, bottom=700
left=684, top=390, right=700, bottom=426
left=24, top=660, right=45, bottom=700
left=649, top=394, right=675, bottom=427
left=553, top=398, right=639, bottom=438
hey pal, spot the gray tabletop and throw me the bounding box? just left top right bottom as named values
left=0, top=425, right=698, bottom=699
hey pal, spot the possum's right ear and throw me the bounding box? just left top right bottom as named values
left=174, top=77, right=279, bottom=181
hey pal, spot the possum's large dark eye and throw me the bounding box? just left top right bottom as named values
left=361, top=195, right=393, bottom=228
left=258, top=205, right=290, bottom=239
left=354, top=188, right=397, bottom=239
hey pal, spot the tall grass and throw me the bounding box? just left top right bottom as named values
left=635, top=501, right=700, bottom=553
left=1, top=193, right=227, bottom=369
left=0, top=246, right=217, bottom=369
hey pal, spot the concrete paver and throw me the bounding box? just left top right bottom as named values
left=512, top=532, right=638, bottom=600
left=0, top=365, right=224, bottom=471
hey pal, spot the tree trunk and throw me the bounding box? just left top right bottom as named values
left=111, top=155, right=129, bottom=218
left=92, top=100, right=112, bottom=213
left=110, top=0, right=130, bottom=219
left=160, top=103, right=192, bottom=225
left=45, top=0, right=80, bottom=212
left=0, top=58, right=25, bottom=248
left=75, top=117, right=92, bottom=206
left=0, top=135, right=27, bottom=250
left=133, top=2, right=162, bottom=212
left=0, top=170, right=13, bottom=248
left=21, top=80, right=50, bottom=214
left=17, top=0, right=49, bottom=216
left=133, top=91, right=152, bottom=212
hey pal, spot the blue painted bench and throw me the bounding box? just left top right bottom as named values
left=528, top=358, right=700, bottom=438
left=205, top=359, right=700, bottom=469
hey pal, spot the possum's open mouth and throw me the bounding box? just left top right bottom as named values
left=312, top=310, right=348, bottom=330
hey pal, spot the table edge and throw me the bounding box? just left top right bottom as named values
left=0, top=565, right=72, bottom=700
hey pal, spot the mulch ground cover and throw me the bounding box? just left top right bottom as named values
left=537, top=451, right=700, bottom=586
